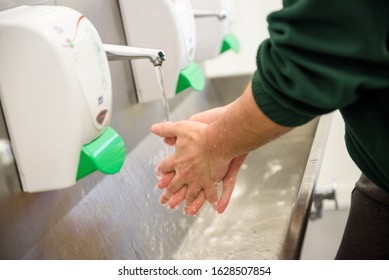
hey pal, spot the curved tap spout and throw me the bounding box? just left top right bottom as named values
left=103, top=44, right=166, bottom=67
left=193, top=9, right=229, bottom=21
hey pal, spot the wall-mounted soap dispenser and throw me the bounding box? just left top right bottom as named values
left=118, top=0, right=205, bottom=103
left=191, top=0, right=240, bottom=62
left=0, top=5, right=126, bottom=192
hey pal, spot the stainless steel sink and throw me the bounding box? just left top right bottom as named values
left=0, top=72, right=331, bottom=259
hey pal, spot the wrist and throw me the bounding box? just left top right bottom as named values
left=204, top=114, right=238, bottom=162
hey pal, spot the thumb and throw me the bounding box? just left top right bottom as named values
left=150, top=122, right=177, bottom=138
left=217, top=154, right=247, bottom=214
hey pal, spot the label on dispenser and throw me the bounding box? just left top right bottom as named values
left=170, top=0, right=196, bottom=61
left=49, top=9, right=112, bottom=130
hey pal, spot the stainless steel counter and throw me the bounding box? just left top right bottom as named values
left=173, top=113, right=331, bottom=260
left=0, top=0, right=332, bottom=260
left=0, top=74, right=331, bottom=259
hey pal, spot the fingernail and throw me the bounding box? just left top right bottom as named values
left=168, top=202, right=178, bottom=210
left=167, top=205, right=177, bottom=211
left=159, top=194, right=169, bottom=205
left=150, top=124, right=157, bottom=131
left=189, top=206, right=198, bottom=216
left=160, top=198, right=168, bottom=206
left=183, top=203, right=190, bottom=216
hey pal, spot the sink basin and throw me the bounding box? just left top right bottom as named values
left=0, top=74, right=331, bottom=260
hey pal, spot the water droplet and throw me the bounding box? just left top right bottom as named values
left=277, top=201, right=286, bottom=206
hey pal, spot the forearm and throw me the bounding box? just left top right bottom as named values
left=206, top=83, right=293, bottom=160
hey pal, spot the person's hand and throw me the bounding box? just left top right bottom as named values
left=156, top=107, right=230, bottom=213
left=153, top=105, right=247, bottom=215
left=151, top=120, right=233, bottom=214
left=160, top=154, right=247, bottom=215
left=161, top=106, right=229, bottom=147
left=153, top=83, right=293, bottom=215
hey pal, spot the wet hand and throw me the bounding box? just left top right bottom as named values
left=151, top=121, right=233, bottom=212
left=157, top=154, right=247, bottom=215
left=161, top=107, right=228, bottom=147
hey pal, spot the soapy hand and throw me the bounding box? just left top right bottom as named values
left=152, top=106, right=247, bottom=215
left=161, top=153, right=247, bottom=215
left=151, top=120, right=232, bottom=211
left=152, top=83, right=292, bottom=215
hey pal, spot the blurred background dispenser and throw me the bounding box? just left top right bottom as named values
left=190, top=0, right=240, bottom=62
left=118, top=0, right=205, bottom=103
left=0, top=5, right=126, bottom=192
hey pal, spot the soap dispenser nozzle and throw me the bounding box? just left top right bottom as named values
left=103, top=44, right=166, bottom=67
left=193, top=9, right=229, bottom=21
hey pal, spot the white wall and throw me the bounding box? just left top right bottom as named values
left=205, top=0, right=283, bottom=77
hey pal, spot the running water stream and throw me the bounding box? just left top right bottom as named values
left=155, top=65, right=171, bottom=122
left=154, top=65, right=174, bottom=161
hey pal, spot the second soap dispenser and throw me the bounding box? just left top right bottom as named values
left=191, top=0, right=240, bottom=62
left=118, top=0, right=205, bottom=103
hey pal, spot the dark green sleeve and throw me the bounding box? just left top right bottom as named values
left=252, top=0, right=389, bottom=127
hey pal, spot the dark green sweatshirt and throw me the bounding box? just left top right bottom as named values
left=252, top=0, right=389, bottom=191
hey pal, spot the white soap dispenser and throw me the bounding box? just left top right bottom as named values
left=0, top=6, right=126, bottom=192
left=118, top=0, right=205, bottom=103
left=191, top=0, right=240, bottom=62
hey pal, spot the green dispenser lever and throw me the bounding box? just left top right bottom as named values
left=176, top=62, right=206, bottom=94
left=77, top=126, right=126, bottom=180
left=220, top=33, right=240, bottom=54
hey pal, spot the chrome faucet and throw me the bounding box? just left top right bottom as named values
left=193, top=9, right=230, bottom=21
left=103, top=44, right=166, bottom=67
